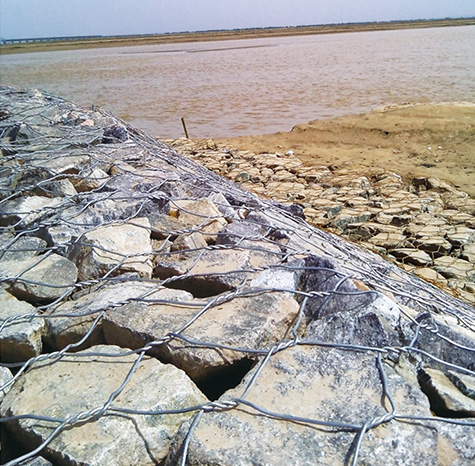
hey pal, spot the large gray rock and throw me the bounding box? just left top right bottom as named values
left=0, top=345, right=207, bottom=465
left=433, top=256, right=475, bottom=281
left=153, top=245, right=283, bottom=297
left=165, top=346, right=461, bottom=465
left=169, top=198, right=228, bottom=241
left=0, top=366, right=13, bottom=402
left=0, top=287, right=45, bottom=362
left=0, top=234, right=47, bottom=262
left=103, top=290, right=300, bottom=384
left=0, top=196, right=63, bottom=227
left=44, top=280, right=160, bottom=351
left=69, top=218, right=153, bottom=281
left=0, top=253, right=78, bottom=304
left=418, top=368, right=475, bottom=417
left=307, top=291, right=402, bottom=348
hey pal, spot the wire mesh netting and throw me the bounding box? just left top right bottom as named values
left=0, top=87, right=474, bottom=465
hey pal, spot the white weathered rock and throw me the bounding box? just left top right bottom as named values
left=171, top=232, right=208, bottom=251
left=0, top=366, right=13, bottom=402
left=207, top=192, right=239, bottom=220
left=433, top=256, right=475, bottom=281
left=44, top=280, right=160, bottom=350
left=0, top=235, right=47, bottom=262
left=72, top=167, right=110, bottom=192
left=1, top=345, right=207, bottom=465
left=419, top=368, right=475, bottom=417
left=391, top=248, right=432, bottom=266
left=368, top=232, right=406, bottom=250
left=249, top=266, right=300, bottom=293
left=0, top=288, right=45, bottom=362
left=153, top=246, right=283, bottom=296
left=0, top=253, right=78, bottom=304
left=415, top=267, right=447, bottom=284
left=70, top=218, right=153, bottom=281
left=103, top=290, right=300, bottom=383
left=0, top=196, right=62, bottom=227
left=169, top=198, right=228, bottom=241
left=40, top=152, right=90, bottom=174
left=166, top=347, right=450, bottom=465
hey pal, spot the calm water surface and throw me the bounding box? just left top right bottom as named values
left=1, top=26, right=474, bottom=138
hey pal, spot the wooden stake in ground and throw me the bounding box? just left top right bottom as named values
left=181, top=117, right=189, bottom=139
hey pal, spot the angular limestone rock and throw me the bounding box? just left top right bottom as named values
left=44, top=280, right=160, bottom=351
left=70, top=218, right=153, bottom=281
left=415, top=267, right=447, bottom=284
left=1, top=345, right=207, bottom=465
left=0, top=235, right=47, bottom=262
left=0, top=196, right=62, bottom=227
left=171, top=232, right=208, bottom=252
left=433, top=256, right=475, bottom=281
left=368, top=232, right=406, bottom=250
left=35, top=178, right=78, bottom=198
left=0, top=254, right=78, bottom=304
left=418, top=368, right=475, bottom=417
left=166, top=347, right=444, bottom=465
left=307, top=292, right=402, bottom=348
left=103, top=290, right=300, bottom=383
left=215, top=220, right=268, bottom=246
left=390, top=248, right=432, bottom=266
left=446, top=226, right=475, bottom=248
left=153, top=246, right=283, bottom=297
left=72, top=167, right=109, bottom=192
left=39, top=152, right=90, bottom=175
left=148, top=213, right=187, bottom=240
left=170, top=198, right=228, bottom=241
left=0, top=366, right=13, bottom=402
left=0, top=288, right=45, bottom=362
left=413, top=237, right=452, bottom=257
left=461, top=243, right=475, bottom=264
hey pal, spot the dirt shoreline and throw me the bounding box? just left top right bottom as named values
left=1, top=18, right=473, bottom=55
left=215, top=102, right=475, bottom=197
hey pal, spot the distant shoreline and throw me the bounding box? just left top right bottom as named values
left=1, top=17, right=474, bottom=55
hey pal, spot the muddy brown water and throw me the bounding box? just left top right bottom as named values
left=1, top=25, right=474, bottom=138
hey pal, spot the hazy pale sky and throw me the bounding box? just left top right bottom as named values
left=0, top=0, right=474, bottom=39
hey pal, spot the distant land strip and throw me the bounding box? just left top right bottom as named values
left=1, top=17, right=474, bottom=54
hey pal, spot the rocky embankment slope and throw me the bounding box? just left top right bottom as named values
left=1, top=87, right=474, bottom=465
left=167, top=138, right=475, bottom=304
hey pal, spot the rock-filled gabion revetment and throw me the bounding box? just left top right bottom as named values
left=0, top=87, right=474, bottom=465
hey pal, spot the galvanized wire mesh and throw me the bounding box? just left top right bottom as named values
left=0, top=87, right=474, bottom=466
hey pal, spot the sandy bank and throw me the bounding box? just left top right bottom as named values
left=216, top=103, right=475, bottom=197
